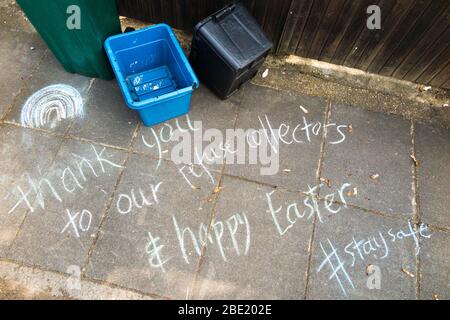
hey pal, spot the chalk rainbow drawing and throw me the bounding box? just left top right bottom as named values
left=20, top=84, right=84, bottom=128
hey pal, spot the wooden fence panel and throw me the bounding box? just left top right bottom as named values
left=116, top=0, right=450, bottom=89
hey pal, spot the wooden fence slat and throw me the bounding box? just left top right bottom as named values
left=309, top=0, right=346, bottom=60
left=403, top=27, right=450, bottom=82
left=378, top=0, right=448, bottom=77
left=253, top=0, right=269, bottom=29
left=357, top=0, right=413, bottom=71
left=365, top=0, right=425, bottom=73
left=343, top=0, right=386, bottom=68
left=441, top=78, right=450, bottom=90
left=318, top=0, right=354, bottom=62
left=392, top=3, right=450, bottom=79
left=295, top=0, right=330, bottom=57
left=361, top=0, right=417, bottom=73
left=270, top=0, right=294, bottom=50
left=284, top=0, right=315, bottom=54
left=330, top=0, right=375, bottom=66
left=174, top=0, right=184, bottom=29
left=277, top=0, right=301, bottom=53
left=416, top=44, right=450, bottom=84
left=429, top=61, right=450, bottom=88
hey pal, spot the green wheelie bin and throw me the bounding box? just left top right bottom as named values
left=16, top=0, right=122, bottom=80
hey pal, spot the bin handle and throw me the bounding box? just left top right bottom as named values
left=213, top=4, right=236, bottom=22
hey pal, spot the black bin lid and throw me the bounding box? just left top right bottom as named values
left=195, top=2, right=273, bottom=70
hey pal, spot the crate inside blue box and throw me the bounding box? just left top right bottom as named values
left=105, top=24, right=199, bottom=126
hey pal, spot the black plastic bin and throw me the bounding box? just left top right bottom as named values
left=189, top=2, right=272, bottom=99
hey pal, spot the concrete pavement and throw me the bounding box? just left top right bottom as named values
left=0, top=3, right=449, bottom=300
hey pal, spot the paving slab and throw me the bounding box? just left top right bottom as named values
left=0, top=260, right=152, bottom=300
left=0, top=125, right=62, bottom=256
left=132, top=85, right=240, bottom=172
left=415, top=124, right=450, bottom=229
left=321, top=103, right=413, bottom=216
left=0, top=28, right=46, bottom=118
left=86, top=152, right=220, bottom=299
left=420, top=229, right=450, bottom=300
left=225, top=84, right=328, bottom=191
left=5, top=52, right=93, bottom=133
left=308, top=206, right=420, bottom=300
left=68, top=79, right=139, bottom=149
left=0, top=1, right=36, bottom=34
left=8, top=139, right=127, bottom=273
left=193, top=176, right=314, bottom=299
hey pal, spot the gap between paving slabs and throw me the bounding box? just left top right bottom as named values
left=410, top=120, right=422, bottom=300
left=188, top=86, right=244, bottom=299
left=303, top=100, right=330, bottom=299
left=81, top=120, right=141, bottom=275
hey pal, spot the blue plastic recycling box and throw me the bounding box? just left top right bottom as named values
left=105, top=24, right=199, bottom=127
